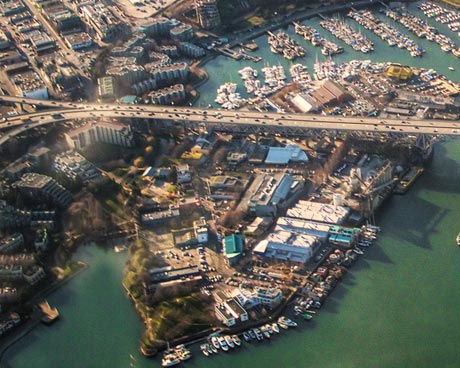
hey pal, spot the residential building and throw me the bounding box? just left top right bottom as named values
left=147, top=62, right=189, bottom=84
left=64, top=32, right=92, bottom=50
left=195, top=0, right=221, bottom=29
left=0, top=287, right=18, bottom=303
left=138, top=18, right=172, bottom=37
left=178, top=42, right=205, bottom=58
left=53, top=151, right=101, bottom=184
left=0, top=233, right=24, bottom=254
left=170, top=24, right=194, bottom=41
left=141, top=207, right=180, bottom=226
left=23, top=265, right=46, bottom=284
left=148, top=84, right=185, bottom=105
left=13, top=173, right=72, bottom=208
left=64, top=121, right=134, bottom=150
left=98, top=76, right=116, bottom=100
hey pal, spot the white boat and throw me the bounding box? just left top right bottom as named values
left=456, top=232, right=460, bottom=245
left=242, top=331, right=251, bottom=341
left=279, top=316, right=297, bottom=327
left=200, top=344, right=210, bottom=357
left=161, top=353, right=181, bottom=367
left=253, top=328, right=263, bottom=341
left=353, top=247, right=364, bottom=255
left=449, top=66, right=455, bottom=71
left=260, top=326, right=271, bottom=339
left=224, top=335, right=235, bottom=348
left=218, top=336, right=229, bottom=351
left=210, top=336, right=220, bottom=350
left=271, top=323, right=280, bottom=334
left=232, top=334, right=242, bottom=346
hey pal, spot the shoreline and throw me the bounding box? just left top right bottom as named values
left=0, top=261, right=89, bottom=365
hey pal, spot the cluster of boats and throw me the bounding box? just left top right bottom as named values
left=347, top=9, right=425, bottom=57
left=267, top=31, right=305, bottom=60
left=383, top=7, right=460, bottom=57
left=355, top=224, right=379, bottom=253
left=214, top=82, right=246, bottom=109
left=236, top=64, right=288, bottom=98
left=313, top=58, right=338, bottom=81
left=200, top=317, right=298, bottom=357
left=419, top=2, right=460, bottom=33
left=161, top=345, right=191, bottom=367
left=289, top=64, right=312, bottom=86
left=319, top=17, right=374, bottom=54
left=292, top=22, right=344, bottom=56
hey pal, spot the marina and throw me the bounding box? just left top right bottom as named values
left=318, top=17, right=374, bottom=53
left=292, top=22, right=344, bottom=56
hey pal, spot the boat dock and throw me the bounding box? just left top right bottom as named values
left=38, top=300, right=59, bottom=324
left=217, top=47, right=262, bottom=62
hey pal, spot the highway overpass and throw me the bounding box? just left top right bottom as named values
left=0, top=95, right=459, bottom=147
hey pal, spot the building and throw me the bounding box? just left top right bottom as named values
left=98, top=76, right=116, bottom=100
left=23, top=266, right=46, bottom=284
left=64, top=121, right=134, bottom=150
left=138, top=18, right=172, bottom=37
left=178, top=42, right=205, bottom=58
left=141, top=207, right=180, bottom=226
left=386, top=64, right=413, bottom=80
left=214, top=296, right=248, bottom=327
left=310, top=79, right=353, bottom=108
left=195, top=0, right=221, bottom=29
left=169, top=24, right=194, bottom=41
left=149, top=265, right=200, bottom=284
left=265, top=144, right=309, bottom=165
left=0, top=312, right=20, bottom=336
left=286, top=200, right=350, bottom=225
left=234, top=286, right=283, bottom=309
left=247, top=173, right=296, bottom=217
left=147, top=62, right=189, bottom=84
left=176, top=164, right=192, bottom=184
left=53, top=151, right=101, bottom=184
left=0, top=287, right=18, bottom=303
left=148, top=84, right=185, bottom=105
left=13, top=173, right=72, bottom=208
left=253, top=230, right=319, bottom=265
left=11, top=71, right=48, bottom=99
left=34, top=228, right=49, bottom=251
left=0, top=234, right=24, bottom=254
left=193, top=217, right=208, bottom=244
left=223, top=233, right=244, bottom=266
left=64, top=32, right=92, bottom=50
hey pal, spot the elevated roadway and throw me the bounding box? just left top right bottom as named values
left=0, top=95, right=459, bottom=147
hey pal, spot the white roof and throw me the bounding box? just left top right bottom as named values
left=265, top=144, right=308, bottom=165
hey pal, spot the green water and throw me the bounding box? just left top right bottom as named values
left=5, top=141, right=460, bottom=368
left=5, top=3, right=460, bottom=367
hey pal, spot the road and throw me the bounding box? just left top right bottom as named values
left=0, top=95, right=459, bottom=147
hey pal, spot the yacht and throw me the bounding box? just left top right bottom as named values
left=161, top=353, right=181, bottom=367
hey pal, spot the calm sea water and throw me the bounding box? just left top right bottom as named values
left=5, top=3, right=460, bottom=367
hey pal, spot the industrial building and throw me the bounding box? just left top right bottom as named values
left=265, top=144, right=309, bottom=165
left=286, top=200, right=350, bottom=225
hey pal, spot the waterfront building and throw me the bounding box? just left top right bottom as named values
left=13, top=173, right=72, bottom=208
left=193, top=217, right=208, bottom=244
left=234, top=286, right=283, bottom=309
left=253, top=230, right=319, bottom=265
left=247, top=173, right=297, bottom=217
left=214, top=295, right=248, bottom=326
left=310, top=79, right=353, bottom=108
left=0, top=233, right=24, bottom=254
left=148, top=84, right=185, bottom=105
left=286, top=200, right=350, bottom=225
left=386, top=64, right=414, bottom=80
left=223, top=233, right=244, bottom=266
left=265, top=144, right=309, bottom=165
left=98, top=76, right=116, bottom=100
left=170, top=24, right=194, bottom=41
left=195, top=0, right=221, bottom=29
left=23, top=265, right=46, bottom=284
left=53, top=151, right=101, bottom=184
left=64, top=121, right=134, bottom=150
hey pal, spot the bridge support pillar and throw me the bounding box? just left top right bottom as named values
left=413, top=134, right=433, bottom=163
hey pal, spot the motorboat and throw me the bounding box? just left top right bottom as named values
left=303, top=313, right=314, bottom=321
left=456, top=232, right=460, bottom=245
left=218, top=336, right=229, bottom=351
left=280, top=316, right=297, bottom=327
left=224, top=335, right=235, bottom=349
left=260, top=326, right=271, bottom=339
left=210, top=336, right=220, bottom=350
left=200, top=344, right=210, bottom=357
left=248, top=329, right=256, bottom=340
left=271, top=323, right=280, bottom=334
left=253, top=328, right=264, bottom=341
left=353, top=247, right=364, bottom=255
left=161, top=353, right=181, bottom=367
left=232, top=334, right=242, bottom=347
left=242, top=331, right=251, bottom=342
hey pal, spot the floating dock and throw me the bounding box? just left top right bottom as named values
left=394, top=167, right=424, bottom=194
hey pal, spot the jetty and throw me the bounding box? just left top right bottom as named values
left=38, top=300, right=59, bottom=324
